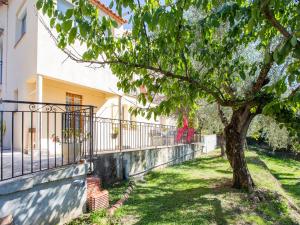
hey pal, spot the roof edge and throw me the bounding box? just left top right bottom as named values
left=90, top=0, right=127, bottom=25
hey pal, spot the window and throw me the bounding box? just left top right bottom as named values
left=15, top=9, right=27, bottom=44
left=65, top=93, right=83, bottom=131
left=57, top=0, right=73, bottom=14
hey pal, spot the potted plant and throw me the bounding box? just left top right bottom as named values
left=61, top=128, right=90, bottom=164
left=0, top=121, right=6, bottom=142
left=111, top=127, right=119, bottom=139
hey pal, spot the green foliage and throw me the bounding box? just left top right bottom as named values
left=196, top=101, right=231, bottom=134
left=248, top=115, right=299, bottom=152
left=37, top=0, right=299, bottom=136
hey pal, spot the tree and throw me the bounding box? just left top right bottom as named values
left=196, top=101, right=230, bottom=157
left=37, top=0, right=300, bottom=191
left=248, top=115, right=300, bottom=152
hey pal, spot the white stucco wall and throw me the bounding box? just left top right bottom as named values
left=0, top=0, right=175, bottom=144
left=36, top=0, right=123, bottom=96
left=0, top=0, right=38, bottom=101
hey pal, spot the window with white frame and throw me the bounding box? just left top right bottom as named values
left=15, top=8, right=27, bottom=44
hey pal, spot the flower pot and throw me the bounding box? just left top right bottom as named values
left=111, top=133, right=118, bottom=139
left=62, top=143, right=82, bottom=164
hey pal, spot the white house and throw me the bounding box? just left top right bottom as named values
left=0, top=0, right=173, bottom=123
left=0, top=0, right=177, bottom=165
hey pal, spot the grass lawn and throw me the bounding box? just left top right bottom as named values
left=69, top=150, right=300, bottom=225
left=255, top=150, right=300, bottom=207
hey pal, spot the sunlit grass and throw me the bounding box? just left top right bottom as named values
left=69, top=149, right=300, bottom=225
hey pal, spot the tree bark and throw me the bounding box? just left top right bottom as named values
left=224, top=106, right=256, bottom=192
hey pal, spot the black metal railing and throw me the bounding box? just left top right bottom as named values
left=0, top=100, right=201, bottom=181
left=93, top=117, right=201, bottom=154
left=0, top=100, right=94, bottom=181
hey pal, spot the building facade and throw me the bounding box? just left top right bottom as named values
left=0, top=0, right=172, bottom=123
left=0, top=0, right=175, bottom=155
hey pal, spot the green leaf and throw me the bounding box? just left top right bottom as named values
left=111, top=20, right=118, bottom=28
left=264, top=53, right=271, bottom=64
left=68, top=27, right=77, bottom=44
left=56, top=23, right=61, bottom=33
left=240, top=71, right=246, bottom=80
left=278, top=41, right=292, bottom=59
left=36, top=0, right=43, bottom=10
left=50, top=18, right=56, bottom=28
left=291, top=35, right=298, bottom=47
left=62, top=20, right=73, bottom=33
left=143, top=12, right=152, bottom=24
left=65, top=9, right=73, bottom=19
left=288, top=74, right=295, bottom=85
left=293, top=47, right=300, bottom=59
left=82, top=51, right=94, bottom=60
left=109, top=1, right=114, bottom=9
left=79, top=22, right=89, bottom=38
left=47, top=8, right=53, bottom=17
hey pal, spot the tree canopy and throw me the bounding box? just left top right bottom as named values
left=37, top=0, right=299, bottom=117
left=37, top=0, right=300, bottom=190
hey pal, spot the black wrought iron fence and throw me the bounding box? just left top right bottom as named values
left=0, top=100, right=94, bottom=181
left=0, top=100, right=201, bottom=181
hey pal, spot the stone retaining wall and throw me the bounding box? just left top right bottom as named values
left=0, top=163, right=88, bottom=225
left=93, top=143, right=204, bottom=183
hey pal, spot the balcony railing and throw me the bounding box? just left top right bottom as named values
left=93, top=117, right=201, bottom=154
left=0, top=100, right=201, bottom=181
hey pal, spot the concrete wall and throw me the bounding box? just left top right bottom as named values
left=203, top=135, right=217, bottom=153
left=0, top=163, right=88, bottom=225
left=93, top=143, right=204, bottom=183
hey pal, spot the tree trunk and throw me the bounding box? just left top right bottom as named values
left=219, top=133, right=226, bottom=157
left=224, top=106, right=256, bottom=192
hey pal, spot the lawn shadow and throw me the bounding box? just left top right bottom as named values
left=115, top=152, right=300, bottom=225
left=121, top=160, right=244, bottom=225
left=248, top=150, right=300, bottom=207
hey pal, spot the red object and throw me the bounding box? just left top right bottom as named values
left=176, top=116, right=195, bottom=143
left=87, top=177, right=109, bottom=211
left=88, top=190, right=109, bottom=211
left=187, top=128, right=195, bottom=142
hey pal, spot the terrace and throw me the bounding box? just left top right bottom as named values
left=0, top=100, right=201, bottom=181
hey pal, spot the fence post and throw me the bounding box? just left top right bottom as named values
left=119, top=119, right=122, bottom=152
left=89, top=106, right=94, bottom=172
left=139, top=122, right=142, bottom=149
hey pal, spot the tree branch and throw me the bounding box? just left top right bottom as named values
left=262, top=4, right=300, bottom=47
left=262, top=6, right=291, bottom=38
left=252, top=60, right=273, bottom=93
left=38, top=11, right=241, bottom=107
left=289, top=84, right=300, bottom=98
left=217, top=104, right=229, bottom=127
